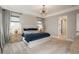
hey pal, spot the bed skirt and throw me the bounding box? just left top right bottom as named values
left=22, top=37, right=50, bottom=48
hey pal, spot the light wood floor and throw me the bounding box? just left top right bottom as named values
left=3, top=38, right=72, bottom=54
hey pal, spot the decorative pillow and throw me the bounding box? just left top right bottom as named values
left=23, top=31, right=39, bottom=34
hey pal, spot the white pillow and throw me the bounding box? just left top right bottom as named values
left=23, top=31, right=39, bottom=34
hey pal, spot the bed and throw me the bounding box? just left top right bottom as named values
left=22, top=28, right=50, bottom=48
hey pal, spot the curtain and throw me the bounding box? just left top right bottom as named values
left=0, top=7, right=5, bottom=53
left=2, top=9, right=11, bottom=43
left=0, top=8, right=10, bottom=53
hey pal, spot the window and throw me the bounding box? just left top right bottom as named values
left=10, top=16, right=21, bottom=34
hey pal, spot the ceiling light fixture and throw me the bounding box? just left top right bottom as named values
left=41, top=5, right=47, bottom=17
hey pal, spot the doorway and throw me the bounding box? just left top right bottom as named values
left=58, top=16, right=67, bottom=39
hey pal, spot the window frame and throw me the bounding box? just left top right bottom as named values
left=10, top=15, right=21, bottom=34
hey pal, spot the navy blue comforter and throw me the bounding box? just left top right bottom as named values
left=22, top=32, right=50, bottom=42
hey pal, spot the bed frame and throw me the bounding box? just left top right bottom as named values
left=22, top=37, right=50, bottom=48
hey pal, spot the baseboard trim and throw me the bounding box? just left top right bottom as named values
left=50, top=35, right=74, bottom=42
left=66, top=39, right=74, bottom=42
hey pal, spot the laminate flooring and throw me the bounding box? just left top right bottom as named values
left=3, top=38, right=72, bottom=54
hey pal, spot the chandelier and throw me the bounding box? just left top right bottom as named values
left=40, top=5, right=47, bottom=17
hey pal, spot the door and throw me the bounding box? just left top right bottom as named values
left=58, top=16, right=67, bottom=39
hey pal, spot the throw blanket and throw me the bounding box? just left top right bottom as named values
left=22, top=32, right=50, bottom=42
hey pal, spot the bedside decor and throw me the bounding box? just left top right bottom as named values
left=10, top=30, right=21, bottom=43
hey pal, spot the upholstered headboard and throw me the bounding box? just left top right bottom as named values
left=23, top=28, right=38, bottom=31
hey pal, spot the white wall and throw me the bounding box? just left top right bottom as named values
left=45, top=16, right=58, bottom=36
left=46, top=9, right=79, bottom=40
left=76, top=14, right=79, bottom=31
left=67, top=11, right=77, bottom=40
left=20, top=14, right=38, bottom=28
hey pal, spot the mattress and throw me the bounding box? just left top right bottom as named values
left=22, top=32, right=50, bottom=42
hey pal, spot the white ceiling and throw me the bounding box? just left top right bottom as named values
left=1, top=5, right=79, bottom=18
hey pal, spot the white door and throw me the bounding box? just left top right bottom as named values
left=58, top=16, right=67, bottom=39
